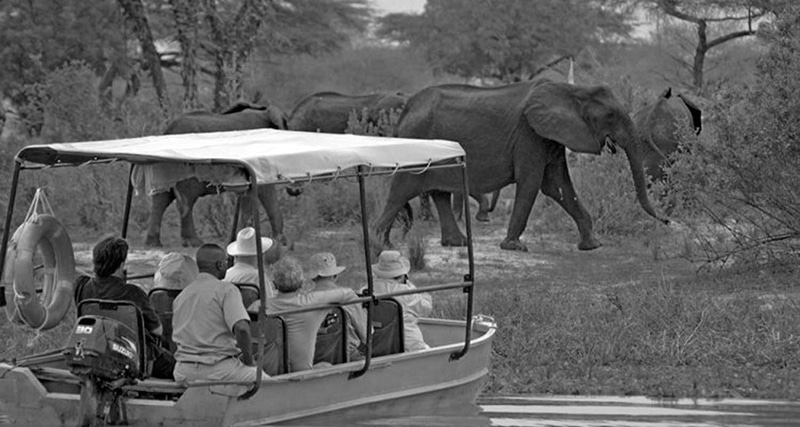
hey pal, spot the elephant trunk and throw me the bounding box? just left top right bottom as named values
left=623, top=134, right=669, bottom=224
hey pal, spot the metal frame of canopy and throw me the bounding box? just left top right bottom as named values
left=0, top=128, right=477, bottom=399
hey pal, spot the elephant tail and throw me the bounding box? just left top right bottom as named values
left=395, top=202, right=414, bottom=238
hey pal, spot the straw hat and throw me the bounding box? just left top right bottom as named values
left=372, top=251, right=410, bottom=279
left=226, top=227, right=274, bottom=256
left=307, top=252, right=346, bottom=279
left=153, top=252, right=198, bottom=289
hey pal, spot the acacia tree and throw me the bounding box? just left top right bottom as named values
left=632, top=0, right=777, bottom=91
left=378, top=0, right=630, bottom=83
left=117, top=0, right=170, bottom=111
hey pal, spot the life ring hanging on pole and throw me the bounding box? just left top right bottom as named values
left=6, top=213, right=76, bottom=331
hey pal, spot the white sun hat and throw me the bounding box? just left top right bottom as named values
left=372, top=250, right=410, bottom=279
left=226, top=227, right=274, bottom=256
left=307, top=252, right=346, bottom=279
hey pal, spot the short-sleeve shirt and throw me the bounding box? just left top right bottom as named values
left=249, top=288, right=357, bottom=372
left=172, top=273, right=250, bottom=365
left=74, top=275, right=161, bottom=333
left=223, top=263, right=277, bottom=300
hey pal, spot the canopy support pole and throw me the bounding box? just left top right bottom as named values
left=121, top=165, right=134, bottom=239
left=240, top=167, right=265, bottom=400
left=0, top=160, right=21, bottom=308
left=350, top=166, right=374, bottom=380
left=451, top=158, right=474, bottom=361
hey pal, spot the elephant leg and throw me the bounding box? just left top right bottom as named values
left=174, top=178, right=207, bottom=248
left=375, top=176, right=423, bottom=247
left=453, top=192, right=490, bottom=222
left=488, top=189, right=501, bottom=212
left=540, top=158, right=600, bottom=251
left=146, top=190, right=175, bottom=247
left=474, top=193, right=491, bottom=222
left=431, top=191, right=467, bottom=247
left=502, top=170, right=544, bottom=252
left=256, top=184, right=287, bottom=246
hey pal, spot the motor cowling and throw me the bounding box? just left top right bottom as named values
left=64, top=315, right=141, bottom=381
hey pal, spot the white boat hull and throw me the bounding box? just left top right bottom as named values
left=0, top=318, right=495, bottom=426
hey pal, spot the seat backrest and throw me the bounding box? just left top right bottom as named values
left=147, top=288, right=182, bottom=354
left=372, top=298, right=404, bottom=357
left=313, top=307, right=347, bottom=366
left=249, top=312, right=287, bottom=376
left=234, top=283, right=260, bottom=309
left=77, top=298, right=150, bottom=378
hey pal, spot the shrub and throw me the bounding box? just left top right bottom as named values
left=667, top=5, right=800, bottom=266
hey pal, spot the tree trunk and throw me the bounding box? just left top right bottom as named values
left=170, top=0, right=201, bottom=110
left=693, top=20, right=707, bottom=90
left=117, top=0, right=170, bottom=113
left=203, top=0, right=274, bottom=111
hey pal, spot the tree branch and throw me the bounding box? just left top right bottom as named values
left=706, top=30, right=757, bottom=49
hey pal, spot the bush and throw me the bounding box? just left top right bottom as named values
left=667, top=5, right=800, bottom=266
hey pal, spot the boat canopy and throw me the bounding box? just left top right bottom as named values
left=15, top=129, right=466, bottom=186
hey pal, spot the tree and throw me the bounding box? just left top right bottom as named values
left=377, top=0, right=631, bottom=83
left=633, top=0, right=776, bottom=92
left=668, top=2, right=800, bottom=265
left=117, top=0, right=170, bottom=112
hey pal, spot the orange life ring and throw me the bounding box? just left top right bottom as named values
left=5, top=214, right=75, bottom=330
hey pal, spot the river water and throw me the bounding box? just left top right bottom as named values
left=354, top=395, right=800, bottom=427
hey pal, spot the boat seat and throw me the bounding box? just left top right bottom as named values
left=313, top=307, right=348, bottom=366
left=234, top=283, right=260, bottom=309
left=77, top=298, right=150, bottom=379
left=249, top=312, right=288, bottom=376
left=372, top=298, right=404, bottom=357
left=147, top=287, right=182, bottom=354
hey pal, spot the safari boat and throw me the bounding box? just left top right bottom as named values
left=0, top=129, right=495, bottom=426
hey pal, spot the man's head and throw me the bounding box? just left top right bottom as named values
left=273, top=256, right=304, bottom=293
left=93, top=236, right=128, bottom=278
left=196, top=244, right=228, bottom=279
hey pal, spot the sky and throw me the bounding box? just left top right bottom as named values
left=371, top=0, right=425, bottom=15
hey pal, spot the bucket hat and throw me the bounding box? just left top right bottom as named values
left=226, top=227, right=274, bottom=256
left=307, top=252, right=346, bottom=279
left=153, top=252, right=198, bottom=289
left=372, top=250, right=410, bottom=279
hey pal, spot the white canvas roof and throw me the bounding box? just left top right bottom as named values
left=16, top=129, right=466, bottom=185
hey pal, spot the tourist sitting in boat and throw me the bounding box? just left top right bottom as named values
left=307, top=252, right=368, bottom=361
left=153, top=252, right=198, bottom=290
left=172, top=244, right=267, bottom=384
left=248, top=256, right=361, bottom=372
left=74, top=235, right=176, bottom=379
left=369, top=251, right=433, bottom=352
left=224, top=227, right=277, bottom=299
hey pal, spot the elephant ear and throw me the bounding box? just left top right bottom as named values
left=677, top=94, right=702, bottom=134
left=524, top=83, right=601, bottom=154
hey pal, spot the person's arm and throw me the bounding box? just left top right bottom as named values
left=232, top=319, right=254, bottom=366
left=222, top=284, right=253, bottom=363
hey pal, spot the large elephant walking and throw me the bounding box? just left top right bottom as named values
left=375, top=80, right=666, bottom=251
left=145, top=102, right=289, bottom=247
left=634, top=88, right=702, bottom=182
left=287, top=91, right=407, bottom=133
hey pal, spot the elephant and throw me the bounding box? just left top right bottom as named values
left=633, top=87, right=702, bottom=183
left=145, top=101, right=290, bottom=247
left=287, top=91, right=407, bottom=134
left=374, top=79, right=666, bottom=252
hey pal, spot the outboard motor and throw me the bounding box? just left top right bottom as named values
left=64, top=315, right=141, bottom=381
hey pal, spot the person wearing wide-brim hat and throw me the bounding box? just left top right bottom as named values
left=224, top=227, right=277, bottom=299
left=154, top=252, right=199, bottom=290
left=367, top=250, right=432, bottom=352
left=308, top=252, right=367, bottom=361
